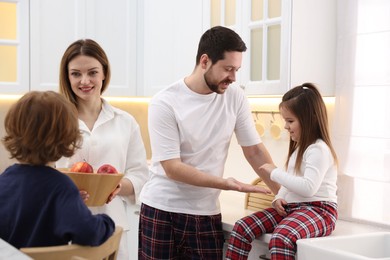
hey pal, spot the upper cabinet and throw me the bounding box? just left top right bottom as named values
left=30, top=0, right=137, bottom=96
left=213, top=0, right=291, bottom=95
left=4, top=0, right=201, bottom=97
left=29, top=0, right=205, bottom=97
left=137, top=0, right=336, bottom=96
left=0, top=0, right=29, bottom=94
left=136, top=0, right=206, bottom=96
left=289, top=0, right=336, bottom=96
left=0, top=0, right=335, bottom=97
left=210, top=0, right=336, bottom=96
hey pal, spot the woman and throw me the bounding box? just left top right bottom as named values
left=226, top=83, right=338, bottom=260
left=56, top=39, right=149, bottom=259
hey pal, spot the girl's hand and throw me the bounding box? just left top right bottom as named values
left=258, top=163, right=277, bottom=175
left=106, top=183, right=122, bottom=204
left=79, top=190, right=89, bottom=202
left=257, top=163, right=277, bottom=185
left=273, top=198, right=288, bottom=216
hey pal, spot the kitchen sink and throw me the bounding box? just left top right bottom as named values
left=297, top=232, right=390, bottom=260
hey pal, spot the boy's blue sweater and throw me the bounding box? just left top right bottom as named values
left=0, top=164, right=115, bottom=248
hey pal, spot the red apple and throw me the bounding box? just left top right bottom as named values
left=70, top=161, right=94, bottom=173
left=97, top=164, right=118, bottom=174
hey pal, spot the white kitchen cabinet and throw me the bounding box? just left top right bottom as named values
left=11, top=0, right=334, bottom=97
left=241, top=0, right=336, bottom=96
left=136, top=0, right=206, bottom=96
left=127, top=203, right=141, bottom=259
left=289, top=0, right=336, bottom=96
left=29, top=0, right=205, bottom=97
left=29, top=0, right=137, bottom=97
left=0, top=0, right=29, bottom=95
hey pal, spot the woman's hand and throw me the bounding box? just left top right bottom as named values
left=273, top=198, right=288, bottom=216
left=79, top=190, right=89, bottom=202
left=106, top=183, right=122, bottom=204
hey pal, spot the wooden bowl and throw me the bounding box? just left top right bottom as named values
left=60, top=169, right=124, bottom=207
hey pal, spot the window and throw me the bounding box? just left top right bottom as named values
left=0, top=2, right=17, bottom=82
left=335, top=0, right=390, bottom=225
left=0, top=0, right=29, bottom=94
left=210, top=0, right=291, bottom=95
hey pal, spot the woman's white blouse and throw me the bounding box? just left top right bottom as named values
left=56, top=99, right=149, bottom=230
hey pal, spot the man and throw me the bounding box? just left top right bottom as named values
left=139, top=26, right=280, bottom=259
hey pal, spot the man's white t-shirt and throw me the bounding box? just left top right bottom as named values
left=140, top=79, right=261, bottom=215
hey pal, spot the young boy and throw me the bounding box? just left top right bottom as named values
left=0, top=91, right=115, bottom=249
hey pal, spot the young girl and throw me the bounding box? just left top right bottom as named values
left=226, top=83, right=338, bottom=260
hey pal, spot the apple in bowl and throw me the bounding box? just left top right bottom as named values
left=70, top=161, right=94, bottom=173
left=97, top=164, right=118, bottom=174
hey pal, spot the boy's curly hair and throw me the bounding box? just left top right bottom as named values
left=2, top=91, right=82, bottom=165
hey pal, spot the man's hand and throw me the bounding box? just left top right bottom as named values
left=225, top=177, right=271, bottom=194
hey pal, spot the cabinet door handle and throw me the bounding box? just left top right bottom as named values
left=259, top=255, right=270, bottom=260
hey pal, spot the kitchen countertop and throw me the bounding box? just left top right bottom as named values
left=220, top=191, right=273, bottom=243
left=219, top=190, right=390, bottom=243
left=220, top=191, right=250, bottom=230
left=0, top=238, right=31, bottom=260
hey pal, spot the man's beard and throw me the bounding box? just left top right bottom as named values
left=204, top=76, right=220, bottom=93
left=204, top=69, right=231, bottom=94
